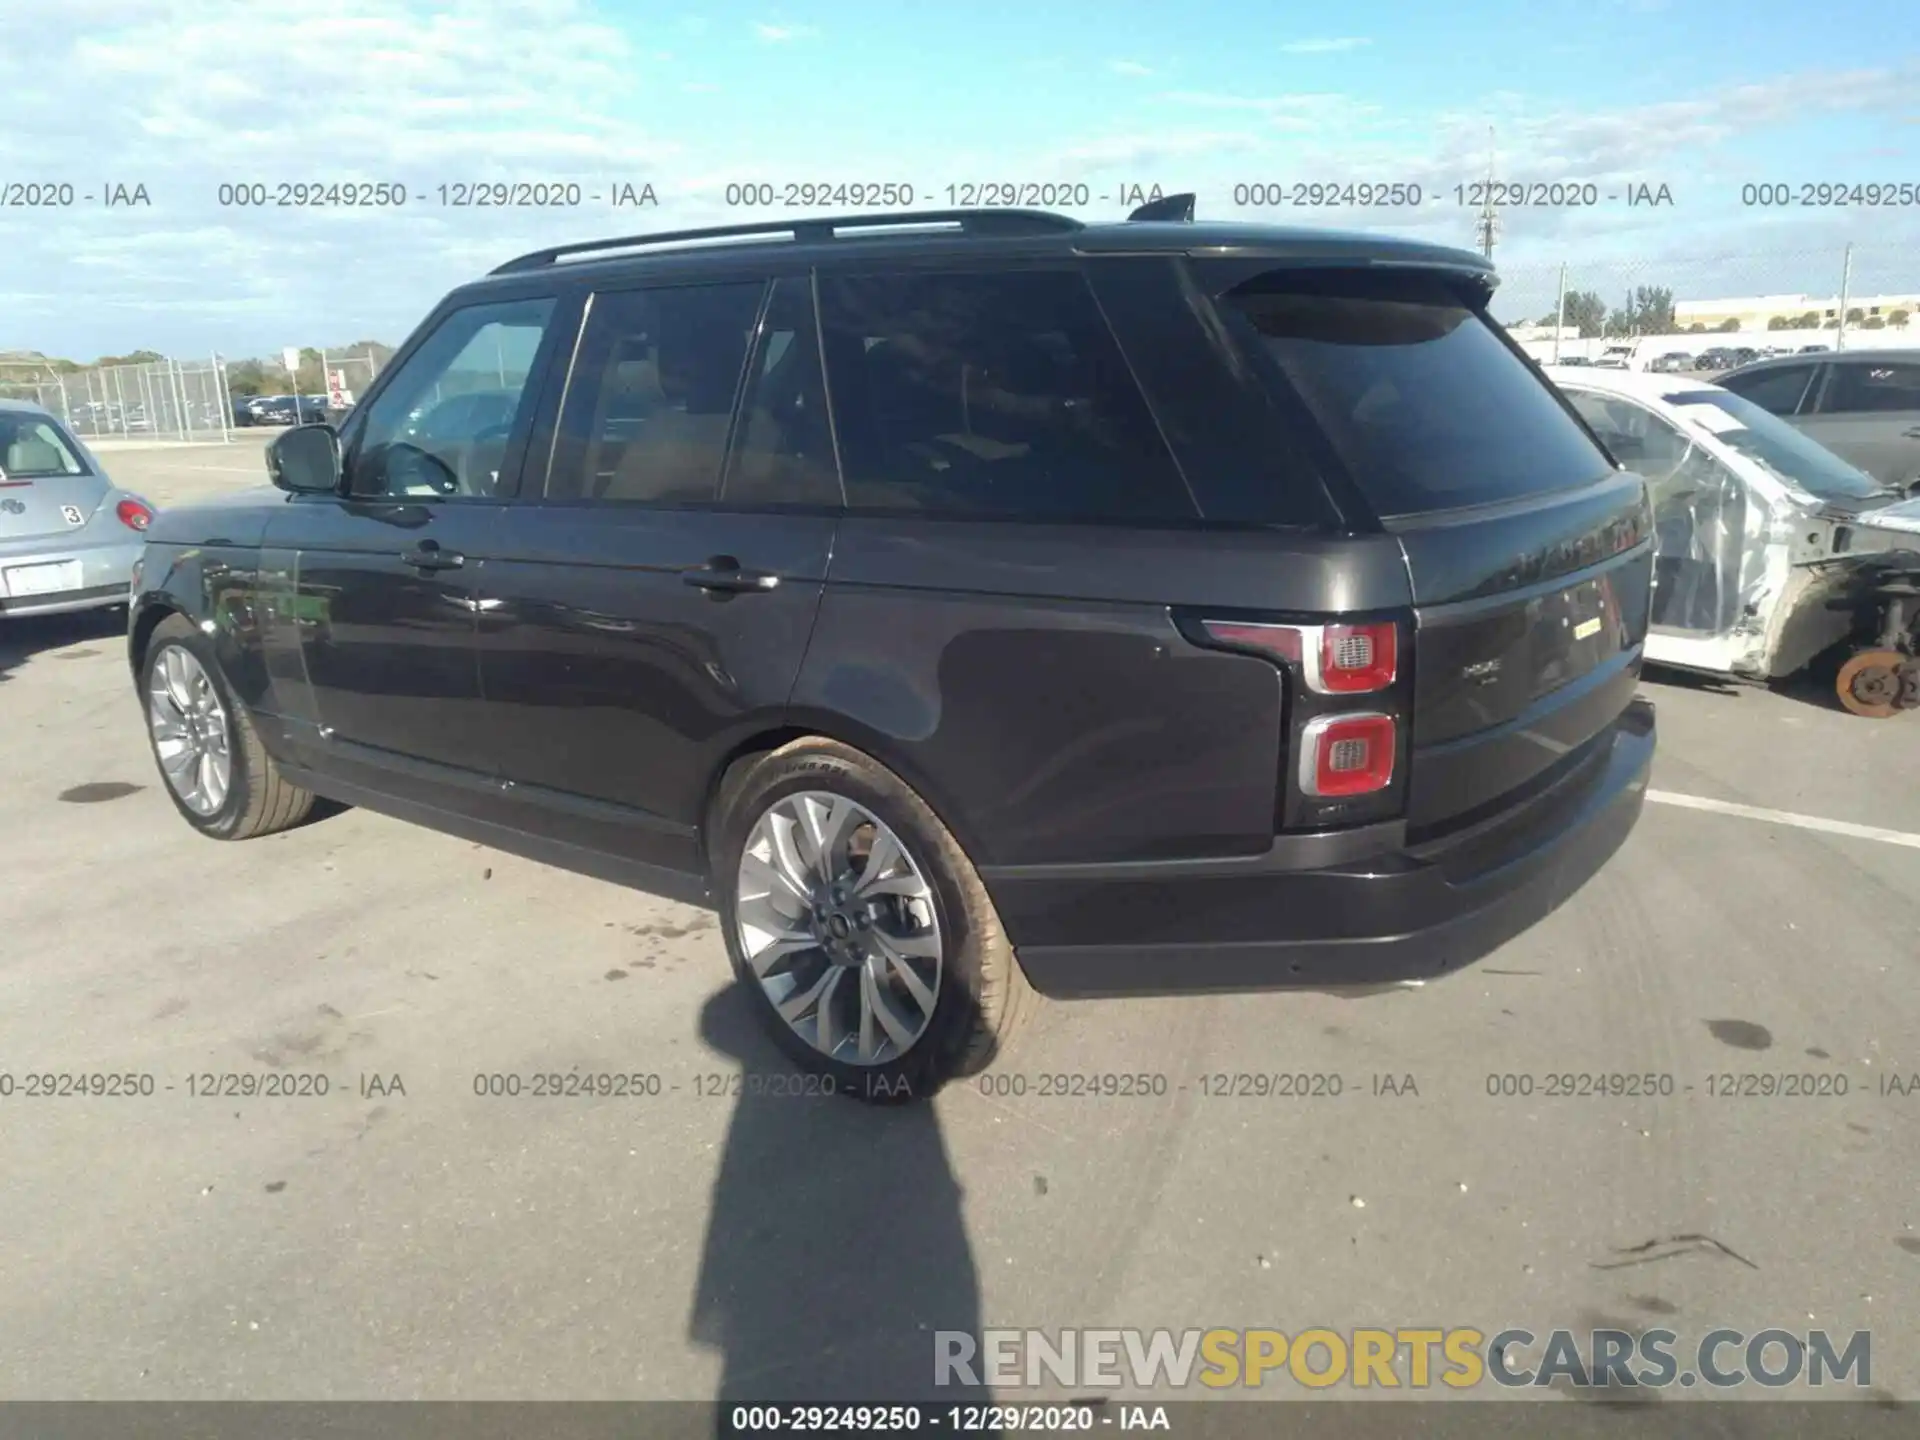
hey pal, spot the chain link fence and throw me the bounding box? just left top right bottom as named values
left=1494, top=242, right=1920, bottom=368
left=0, top=358, right=235, bottom=444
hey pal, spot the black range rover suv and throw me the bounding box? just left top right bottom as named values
left=130, top=203, right=1656, bottom=1099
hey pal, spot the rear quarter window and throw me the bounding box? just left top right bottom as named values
left=1220, top=270, right=1614, bottom=517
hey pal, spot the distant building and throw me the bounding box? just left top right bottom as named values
left=1673, top=292, right=1919, bottom=333
left=1506, top=323, right=1580, bottom=343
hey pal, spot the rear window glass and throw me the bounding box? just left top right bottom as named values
left=0, top=416, right=89, bottom=477
left=1222, top=270, right=1613, bottom=517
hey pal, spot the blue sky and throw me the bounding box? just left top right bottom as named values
left=1, top=0, right=1915, bottom=360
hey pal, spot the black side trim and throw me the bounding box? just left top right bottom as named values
left=280, top=764, right=714, bottom=909
left=323, top=736, right=697, bottom=836
left=976, top=818, right=1405, bottom=882
left=498, top=776, right=698, bottom=838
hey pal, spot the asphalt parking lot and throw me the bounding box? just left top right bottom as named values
left=2, top=435, right=1917, bottom=1404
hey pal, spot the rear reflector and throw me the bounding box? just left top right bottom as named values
left=1299, top=712, right=1396, bottom=797
left=1198, top=620, right=1302, bottom=664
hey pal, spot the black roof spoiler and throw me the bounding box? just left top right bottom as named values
left=1127, top=192, right=1196, bottom=223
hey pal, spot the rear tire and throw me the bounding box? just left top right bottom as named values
left=142, top=615, right=315, bottom=838
left=711, top=738, right=1037, bottom=1104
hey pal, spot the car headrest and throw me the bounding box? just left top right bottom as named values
left=6, top=437, right=65, bottom=473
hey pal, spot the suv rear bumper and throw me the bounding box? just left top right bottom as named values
left=987, top=698, right=1654, bottom=997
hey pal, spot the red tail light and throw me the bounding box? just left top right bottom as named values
left=1199, top=619, right=1397, bottom=694
left=1299, top=713, right=1397, bottom=797
left=1199, top=620, right=1302, bottom=663
left=115, top=498, right=153, bottom=531
left=1312, top=622, right=1397, bottom=693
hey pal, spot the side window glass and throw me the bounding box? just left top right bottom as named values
left=1719, top=364, right=1813, bottom=416
left=817, top=269, right=1195, bottom=523
left=350, top=297, right=555, bottom=499
left=1822, top=362, right=1920, bottom=415
left=1565, top=393, right=1688, bottom=477
left=721, top=276, right=841, bottom=508
left=547, top=282, right=763, bottom=505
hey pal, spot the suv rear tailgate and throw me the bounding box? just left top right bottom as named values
left=1392, top=476, right=1652, bottom=832
left=1216, top=263, right=1653, bottom=835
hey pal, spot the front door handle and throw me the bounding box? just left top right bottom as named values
left=1900, top=425, right=1920, bottom=440
left=401, top=540, right=465, bottom=572
left=681, top=556, right=780, bottom=595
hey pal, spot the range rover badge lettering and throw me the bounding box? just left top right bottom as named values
left=1462, top=659, right=1502, bottom=685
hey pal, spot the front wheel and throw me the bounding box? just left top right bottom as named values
left=142, top=615, right=316, bottom=837
left=711, top=738, right=1036, bottom=1103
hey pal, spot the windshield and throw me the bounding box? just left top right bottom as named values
left=1666, top=388, right=1888, bottom=501
left=0, top=415, right=91, bottom=478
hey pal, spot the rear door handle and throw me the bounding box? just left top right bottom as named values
left=681, top=556, right=780, bottom=595
left=1901, top=426, right=1920, bottom=439
left=401, top=540, right=465, bottom=571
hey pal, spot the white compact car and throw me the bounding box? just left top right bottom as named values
left=1545, top=367, right=1920, bottom=715
left=0, top=398, right=155, bottom=618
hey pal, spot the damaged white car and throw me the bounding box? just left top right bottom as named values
left=1545, top=368, right=1920, bottom=718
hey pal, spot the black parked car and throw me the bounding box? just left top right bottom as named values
left=127, top=203, right=1657, bottom=1100
left=247, top=394, right=330, bottom=426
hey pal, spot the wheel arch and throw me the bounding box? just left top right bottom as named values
left=128, top=597, right=190, bottom=682
left=699, top=711, right=999, bottom=879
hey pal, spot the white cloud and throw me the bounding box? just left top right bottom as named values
left=752, top=22, right=817, bottom=43
left=1, top=5, right=1914, bottom=357
left=1279, top=37, right=1371, bottom=54
left=1110, top=60, right=1154, bottom=77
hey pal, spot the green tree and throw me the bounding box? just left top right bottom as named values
left=225, top=359, right=271, bottom=398
left=1767, top=315, right=1792, bottom=331
left=1717, top=318, right=1741, bottom=332
left=1891, top=308, right=1912, bottom=327
left=1556, top=290, right=1608, bottom=338
left=1845, top=307, right=1865, bottom=324
left=1629, top=285, right=1675, bottom=334
left=1863, top=316, right=1886, bottom=329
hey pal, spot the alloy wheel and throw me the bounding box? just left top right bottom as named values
left=734, top=791, right=943, bottom=1066
left=147, top=645, right=233, bottom=816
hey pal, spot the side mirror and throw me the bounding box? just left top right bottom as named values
left=267, top=424, right=342, bottom=494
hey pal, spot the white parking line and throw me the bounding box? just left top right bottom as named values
left=1646, top=789, right=1920, bottom=851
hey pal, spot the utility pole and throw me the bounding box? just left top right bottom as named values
left=1835, top=243, right=1854, bottom=352
left=1553, top=263, right=1567, bottom=364
left=1474, top=126, right=1499, bottom=260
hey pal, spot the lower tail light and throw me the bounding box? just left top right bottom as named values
left=1299, top=712, right=1397, bottom=798
left=115, top=498, right=153, bottom=531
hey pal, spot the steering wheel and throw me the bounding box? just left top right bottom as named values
left=458, top=422, right=516, bottom=496
left=383, top=441, right=460, bottom=497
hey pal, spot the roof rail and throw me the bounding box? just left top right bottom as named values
left=489, top=208, right=1086, bottom=275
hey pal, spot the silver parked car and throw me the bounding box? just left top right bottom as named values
left=1715, top=348, right=1920, bottom=494
left=0, top=398, right=154, bottom=617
